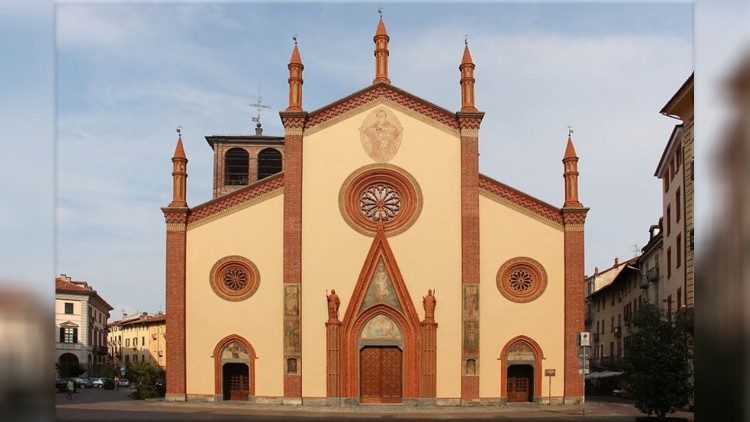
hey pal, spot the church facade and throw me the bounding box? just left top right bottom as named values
left=162, top=17, right=588, bottom=406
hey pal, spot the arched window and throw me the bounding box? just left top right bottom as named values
left=257, top=148, right=282, bottom=180
left=225, top=148, right=249, bottom=186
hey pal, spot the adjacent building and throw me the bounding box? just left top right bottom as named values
left=161, top=17, right=590, bottom=405
left=108, top=312, right=167, bottom=369
left=55, top=274, right=113, bottom=378
left=655, top=74, right=694, bottom=319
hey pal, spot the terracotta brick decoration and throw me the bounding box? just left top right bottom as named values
left=280, top=111, right=307, bottom=399
left=305, top=83, right=459, bottom=132
left=213, top=334, right=257, bottom=397
left=338, top=230, right=424, bottom=401
left=458, top=111, right=483, bottom=401
left=479, top=175, right=565, bottom=226
left=420, top=321, right=437, bottom=398
left=326, top=321, right=341, bottom=397
left=162, top=207, right=188, bottom=400
left=562, top=208, right=588, bottom=401
left=187, top=173, right=284, bottom=225
left=499, top=335, right=544, bottom=400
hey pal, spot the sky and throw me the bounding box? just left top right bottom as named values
left=54, top=2, right=693, bottom=320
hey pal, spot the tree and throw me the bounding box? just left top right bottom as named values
left=622, top=302, right=693, bottom=418
left=125, top=361, right=165, bottom=399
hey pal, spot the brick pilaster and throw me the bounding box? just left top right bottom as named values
left=562, top=208, right=588, bottom=403
left=162, top=207, right=188, bottom=401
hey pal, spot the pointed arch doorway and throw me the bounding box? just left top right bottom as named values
left=358, top=313, right=404, bottom=403
left=213, top=335, right=256, bottom=401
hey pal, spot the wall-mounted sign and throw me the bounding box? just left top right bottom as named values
left=545, top=369, right=556, bottom=377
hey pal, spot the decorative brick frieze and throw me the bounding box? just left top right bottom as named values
left=305, top=83, right=460, bottom=133
left=187, top=174, right=284, bottom=226
left=479, top=175, right=566, bottom=227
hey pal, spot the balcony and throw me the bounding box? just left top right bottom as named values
left=614, top=326, right=622, bottom=338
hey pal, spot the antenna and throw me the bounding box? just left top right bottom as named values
left=632, top=244, right=640, bottom=256
left=249, top=83, right=271, bottom=127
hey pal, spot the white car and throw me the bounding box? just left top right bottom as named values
left=119, top=378, right=130, bottom=387
left=92, top=378, right=106, bottom=388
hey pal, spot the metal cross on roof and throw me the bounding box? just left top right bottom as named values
left=567, top=125, right=574, bottom=136
left=176, top=126, right=182, bottom=136
left=249, top=83, right=271, bottom=125
left=378, top=7, right=383, bottom=16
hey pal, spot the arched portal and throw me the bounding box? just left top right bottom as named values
left=58, top=353, right=79, bottom=378
left=500, top=336, right=544, bottom=403
left=213, top=335, right=256, bottom=401
left=257, top=148, right=282, bottom=180
left=358, top=313, right=404, bottom=403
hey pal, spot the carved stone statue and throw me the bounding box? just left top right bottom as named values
left=422, top=289, right=436, bottom=321
left=327, top=289, right=340, bottom=322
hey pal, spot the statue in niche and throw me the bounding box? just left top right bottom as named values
left=286, top=358, right=297, bottom=374
left=422, top=289, right=436, bottom=321
left=326, top=289, right=340, bottom=322
left=359, top=108, right=403, bottom=163
left=466, top=359, right=476, bottom=375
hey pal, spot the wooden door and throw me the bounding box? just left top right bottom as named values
left=507, top=364, right=533, bottom=402
left=360, top=346, right=402, bottom=403
left=223, top=363, right=249, bottom=401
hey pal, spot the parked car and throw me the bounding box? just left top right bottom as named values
left=73, top=377, right=92, bottom=389
left=92, top=378, right=106, bottom=388
left=118, top=378, right=130, bottom=387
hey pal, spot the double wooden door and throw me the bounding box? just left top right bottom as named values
left=360, top=346, right=402, bottom=403
left=507, top=364, right=533, bottom=402
left=223, top=363, right=250, bottom=401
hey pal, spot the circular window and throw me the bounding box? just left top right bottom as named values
left=496, top=257, right=547, bottom=303
left=210, top=256, right=260, bottom=301
left=339, top=164, right=422, bottom=236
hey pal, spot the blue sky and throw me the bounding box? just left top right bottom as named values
left=54, top=2, right=692, bottom=319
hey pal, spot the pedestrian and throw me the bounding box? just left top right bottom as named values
left=66, top=379, right=75, bottom=400
left=114, top=375, right=120, bottom=390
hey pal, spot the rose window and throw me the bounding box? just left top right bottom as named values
left=361, top=184, right=401, bottom=222
left=339, top=165, right=422, bottom=236
left=508, top=268, right=534, bottom=293
left=497, top=258, right=547, bottom=303
left=210, top=256, right=260, bottom=301
left=222, top=264, right=249, bottom=292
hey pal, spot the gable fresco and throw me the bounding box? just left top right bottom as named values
left=360, top=259, right=403, bottom=313
left=359, top=107, right=403, bottom=163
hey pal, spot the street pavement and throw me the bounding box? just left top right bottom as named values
left=56, top=388, right=694, bottom=421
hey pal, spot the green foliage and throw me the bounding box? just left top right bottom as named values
left=124, top=361, right=165, bottom=399
left=622, top=302, right=693, bottom=419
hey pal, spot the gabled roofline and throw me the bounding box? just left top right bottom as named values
left=660, top=73, right=694, bottom=119
left=478, top=174, right=564, bottom=227
left=654, top=124, right=683, bottom=177
left=186, top=172, right=284, bottom=226
left=305, top=82, right=460, bottom=134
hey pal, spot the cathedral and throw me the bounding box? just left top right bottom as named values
left=162, top=16, right=588, bottom=406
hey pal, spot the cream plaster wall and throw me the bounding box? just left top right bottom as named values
left=301, top=103, right=463, bottom=398
left=185, top=193, right=284, bottom=397
left=478, top=195, right=565, bottom=399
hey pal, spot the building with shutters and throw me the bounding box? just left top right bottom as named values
left=108, top=312, right=167, bottom=369
left=55, top=274, right=113, bottom=378
left=162, top=17, right=589, bottom=406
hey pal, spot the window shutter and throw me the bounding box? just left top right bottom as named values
left=59, top=327, right=64, bottom=343
left=73, top=328, right=78, bottom=343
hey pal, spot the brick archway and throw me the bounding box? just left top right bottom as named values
left=499, top=335, right=544, bottom=401
left=336, top=229, right=424, bottom=401
left=213, top=334, right=257, bottom=398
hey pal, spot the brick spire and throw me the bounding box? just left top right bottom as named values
left=373, top=15, right=391, bottom=84
left=169, top=134, right=188, bottom=208
left=459, top=41, right=477, bottom=112
left=562, top=134, right=582, bottom=207
left=286, top=39, right=304, bottom=112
